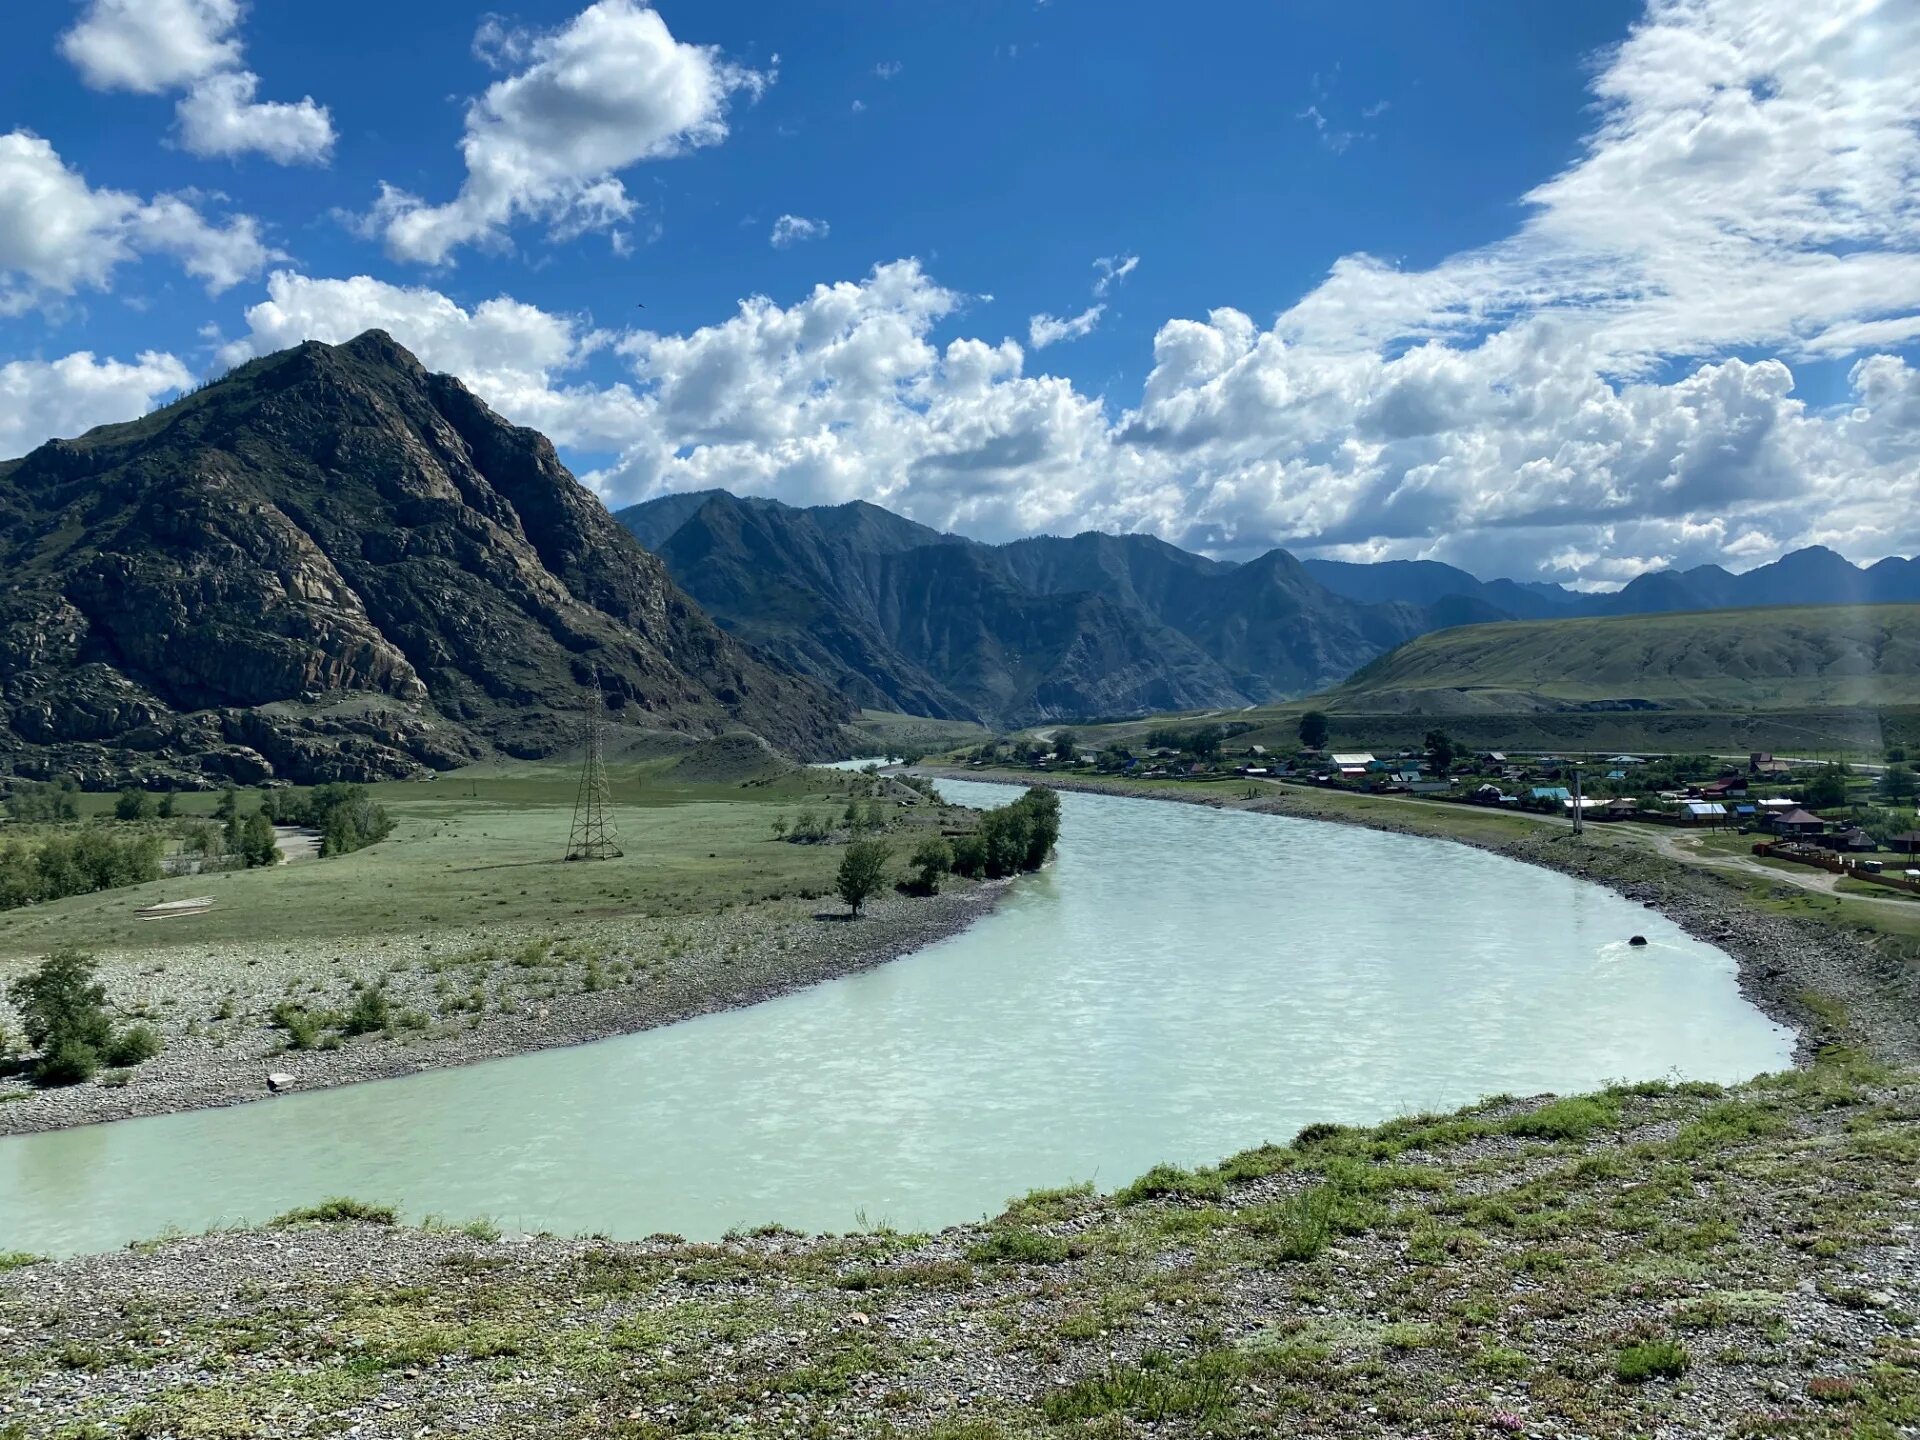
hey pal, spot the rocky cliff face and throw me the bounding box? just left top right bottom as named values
left=0, top=332, right=846, bottom=786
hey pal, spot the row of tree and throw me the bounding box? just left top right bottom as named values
left=834, top=787, right=1062, bottom=915
left=0, top=831, right=164, bottom=912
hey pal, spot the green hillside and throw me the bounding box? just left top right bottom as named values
left=1325, top=603, right=1920, bottom=713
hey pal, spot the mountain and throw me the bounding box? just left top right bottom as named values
left=617, top=492, right=1447, bottom=725
left=0, top=332, right=846, bottom=786
left=1314, top=546, right=1920, bottom=620
left=1302, top=558, right=1574, bottom=620
left=1322, top=604, right=1920, bottom=714
left=629, top=493, right=1253, bottom=722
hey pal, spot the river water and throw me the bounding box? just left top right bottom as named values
left=0, top=780, right=1792, bottom=1256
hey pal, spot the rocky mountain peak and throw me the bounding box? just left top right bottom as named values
left=0, top=332, right=847, bottom=787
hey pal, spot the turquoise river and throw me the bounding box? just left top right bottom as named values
left=0, top=779, right=1793, bottom=1256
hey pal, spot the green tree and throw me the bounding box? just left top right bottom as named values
left=214, top=787, right=240, bottom=820
left=1803, top=764, right=1850, bottom=810
left=771, top=814, right=790, bottom=839
left=114, top=786, right=155, bottom=822
left=1878, top=763, right=1917, bottom=803
left=908, top=836, right=953, bottom=894
left=242, top=810, right=280, bottom=868
left=6, top=949, right=114, bottom=1086
left=836, top=839, right=891, bottom=916
left=1423, top=729, right=1455, bottom=774
left=156, top=791, right=176, bottom=819
left=1053, top=729, right=1077, bottom=761
left=1298, top=711, right=1329, bottom=751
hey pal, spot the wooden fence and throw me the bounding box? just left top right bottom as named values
left=1751, top=842, right=1920, bottom=897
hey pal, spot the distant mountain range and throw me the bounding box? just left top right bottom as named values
left=1325, top=604, right=1920, bottom=714
left=0, top=334, right=846, bottom=786
left=620, top=489, right=1920, bottom=728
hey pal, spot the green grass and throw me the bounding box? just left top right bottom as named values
left=0, top=759, right=879, bottom=960
left=270, top=1197, right=399, bottom=1226
left=1615, top=1337, right=1691, bottom=1383
left=1329, top=604, right=1920, bottom=711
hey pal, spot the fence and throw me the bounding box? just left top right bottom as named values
left=1752, top=841, right=1920, bottom=897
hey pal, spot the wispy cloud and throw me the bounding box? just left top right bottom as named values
left=770, top=213, right=828, bottom=248
left=1092, top=253, right=1139, bottom=297
left=1028, top=304, right=1104, bottom=348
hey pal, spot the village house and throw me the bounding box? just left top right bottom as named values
left=1764, top=807, right=1827, bottom=838
left=1330, top=752, right=1377, bottom=778
left=1681, top=800, right=1729, bottom=825
left=1749, top=752, right=1794, bottom=776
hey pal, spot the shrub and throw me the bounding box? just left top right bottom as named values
left=114, top=786, right=155, bottom=821
left=6, top=949, right=114, bottom=1086
left=836, top=838, right=891, bottom=916
left=907, top=836, right=953, bottom=894
left=1505, top=1095, right=1620, bottom=1142
left=949, top=832, right=988, bottom=878
left=1115, top=1163, right=1225, bottom=1205
left=241, top=810, right=280, bottom=868
left=342, top=986, right=391, bottom=1036
left=1616, top=1338, right=1690, bottom=1383
left=272, top=1197, right=399, bottom=1226
left=967, top=1227, right=1069, bottom=1264
left=36, top=1037, right=102, bottom=1086
left=103, top=1023, right=163, bottom=1068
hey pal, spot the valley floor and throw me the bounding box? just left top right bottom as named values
left=0, top=760, right=1004, bottom=1134
left=6, top=767, right=1920, bottom=1438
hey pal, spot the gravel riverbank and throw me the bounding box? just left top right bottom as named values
left=5, top=1060, right=1914, bottom=1439
left=0, top=879, right=1009, bottom=1136
left=924, top=768, right=1920, bottom=1068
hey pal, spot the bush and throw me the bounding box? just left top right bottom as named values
left=967, top=1227, right=1070, bottom=1264
left=950, top=832, right=988, bottom=878
left=907, top=836, right=953, bottom=894
left=0, top=831, right=164, bottom=912
left=3, top=779, right=79, bottom=822
left=103, top=1023, right=163, bottom=1068
left=836, top=838, right=891, bottom=916
left=342, top=987, right=391, bottom=1036
left=36, top=1037, right=103, bottom=1086
left=1616, top=1338, right=1690, bottom=1383
left=241, top=810, right=280, bottom=868
left=7, top=949, right=115, bottom=1086
left=272, top=1197, right=399, bottom=1226
left=114, top=787, right=155, bottom=822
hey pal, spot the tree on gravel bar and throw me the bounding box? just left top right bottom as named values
left=837, top=838, right=891, bottom=916
left=7, top=949, right=114, bottom=1085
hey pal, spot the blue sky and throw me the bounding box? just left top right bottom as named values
left=3, top=0, right=1917, bottom=586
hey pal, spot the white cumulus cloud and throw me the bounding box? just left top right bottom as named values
left=60, top=0, right=335, bottom=165
left=0, top=130, right=277, bottom=314
left=0, top=351, right=192, bottom=460
left=372, top=0, right=767, bottom=265
left=28, top=0, right=1919, bottom=588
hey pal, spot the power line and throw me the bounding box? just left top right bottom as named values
left=565, top=672, right=622, bottom=862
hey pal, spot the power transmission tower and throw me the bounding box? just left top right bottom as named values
left=565, top=675, right=622, bottom=861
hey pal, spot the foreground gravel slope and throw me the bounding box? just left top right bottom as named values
left=3, top=1062, right=1916, bottom=1438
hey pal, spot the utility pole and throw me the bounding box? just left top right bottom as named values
left=1571, top=764, right=1584, bottom=836
left=565, top=672, right=622, bottom=861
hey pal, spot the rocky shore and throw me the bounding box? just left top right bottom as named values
left=4, top=1058, right=1914, bottom=1439
left=0, top=879, right=1008, bottom=1136
left=929, top=768, right=1920, bottom=1068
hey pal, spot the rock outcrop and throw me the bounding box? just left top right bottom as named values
left=0, top=332, right=846, bottom=785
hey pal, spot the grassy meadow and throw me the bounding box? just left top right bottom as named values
left=0, top=758, right=877, bottom=961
